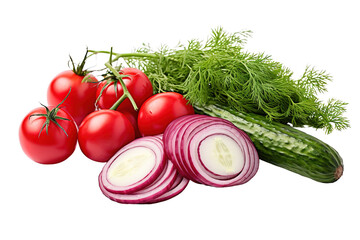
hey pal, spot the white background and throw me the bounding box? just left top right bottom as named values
left=1, top=0, right=359, bottom=239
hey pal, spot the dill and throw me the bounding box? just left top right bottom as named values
left=91, top=27, right=349, bottom=134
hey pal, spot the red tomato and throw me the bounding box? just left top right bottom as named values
left=96, top=68, right=153, bottom=112
left=47, top=70, right=98, bottom=126
left=19, top=107, right=78, bottom=164
left=138, top=92, right=195, bottom=136
left=122, top=109, right=141, bottom=138
left=78, top=110, right=135, bottom=162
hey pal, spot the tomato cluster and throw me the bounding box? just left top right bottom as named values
left=19, top=56, right=194, bottom=164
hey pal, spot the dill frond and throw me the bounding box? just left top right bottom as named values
left=120, top=28, right=349, bottom=133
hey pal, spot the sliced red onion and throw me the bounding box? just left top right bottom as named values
left=99, top=160, right=177, bottom=204
left=99, top=135, right=190, bottom=204
left=164, top=115, right=200, bottom=179
left=163, top=114, right=259, bottom=187
left=148, top=174, right=190, bottom=203
left=173, top=115, right=206, bottom=181
left=188, top=125, right=258, bottom=186
left=100, top=136, right=166, bottom=194
left=179, top=117, right=233, bottom=181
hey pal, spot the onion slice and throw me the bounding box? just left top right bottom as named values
left=163, top=114, right=259, bottom=187
left=148, top=174, right=190, bottom=203
left=100, top=136, right=166, bottom=194
left=99, top=135, right=190, bottom=204
left=99, top=160, right=177, bottom=204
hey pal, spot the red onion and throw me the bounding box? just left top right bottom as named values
left=99, top=135, right=189, bottom=204
left=147, top=174, right=189, bottom=204
left=163, top=114, right=259, bottom=187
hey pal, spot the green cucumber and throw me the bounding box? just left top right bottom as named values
left=195, top=104, right=343, bottom=183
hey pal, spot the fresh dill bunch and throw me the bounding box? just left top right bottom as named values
left=122, top=27, right=349, bottom=133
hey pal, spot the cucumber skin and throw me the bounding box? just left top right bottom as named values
left=195, top=104, right=343, bottom=183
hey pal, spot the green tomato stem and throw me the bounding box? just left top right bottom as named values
left=105, top=62, right=138, bottom=111
left=109, top=93, right=128, bottom=111
left=88, top=50, right=156, bottom=61
left=30, top=89, right=72, bottom=137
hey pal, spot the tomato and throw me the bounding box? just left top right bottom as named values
left=47, top=70, right=98, bottom=126
left=78, top=110, right=135, bottom=162
left=19, top=106, right=78, bottom=164
left=137, top=92, right=195, bottom=136
left=122, top=109, right=141, bottom=138
left=96, top=68, right=153, bottom=112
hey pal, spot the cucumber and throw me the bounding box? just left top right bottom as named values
left=195, top=104, right=343, bottom=183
